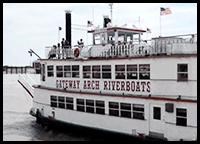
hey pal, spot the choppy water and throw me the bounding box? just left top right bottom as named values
left=3, top=74, right=143, bottom=141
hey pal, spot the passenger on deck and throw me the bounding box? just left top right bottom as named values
left=61, top=38, right=65, bottom=49
left=48, top=45, right=57, bottom=59
left=78, top=39, right=84, bottom=48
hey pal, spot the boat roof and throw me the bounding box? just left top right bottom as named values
left=88, top=26, right=147, bottom=34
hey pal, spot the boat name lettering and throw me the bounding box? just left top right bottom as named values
left=56, top=79, right=150, bottom=93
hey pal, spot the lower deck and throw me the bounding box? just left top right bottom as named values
left=32, top=86, right=197, bottom=141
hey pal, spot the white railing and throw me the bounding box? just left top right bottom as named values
left=18, top=74, right=41, bottom=97
left=100, top=43, right=153, bottom=58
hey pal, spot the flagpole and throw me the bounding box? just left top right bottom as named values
left=160, top=11, right=161, bottom=36
left=58, top=27, right=60, bottom=44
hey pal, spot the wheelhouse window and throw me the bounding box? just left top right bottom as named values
left=64, top=65, right=71, bottom=77
left=72, top=65, right=79, bottom=78
left=83, top=66, right=91, bottom=78
left=176, top=108, right=187, bottom=126
left=139, top=64, right=150, bottom=79
left=109, top=102, right=119, bottom=117
left=153, top=107, right=161, bottom=120
left=115, top=65, right=125, bottom=79
left=41, top=64, right=45, bottom=81
left=86, top=99, right=95, bottom=113
left=127, top=65, right=137, bottom=79
left=76, top=99, right=85, bottom=112
left=132, top=104, right=144, bottom=120
left=47, top=65, right=54, bottom=77
left=102, top=65, right=111, bottom=79
left=92, top=65, right=101, bottom=79
left=58, top=96, right=65, bottom=109
left=177, top=64, right=188, bottom=81
left=50, top=95, right=57, bottom=107
left=120, top=103, right=131, bottom=118
left=66, top=97, right=73, bottom=110
left=95, top=100, right=105, bottom=115
left=56, top=66, right=63, bottom=77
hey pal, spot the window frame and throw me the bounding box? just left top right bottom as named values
left=176, top=108, right=187, bottom=126
left=47, top=65, right=54, bottom=77
left=127, top=64, right=138, bottom=79
left=83, top=66, right=91, bottom=79
left=56, top=65, right=63, bottom=77
left=177, top=64, right=188, bottom=81
left=115, top=65, right=125, bottom=79
left=139, top=64, right=150, bottom=80
left=102, top=65, right=112, bottom=79
left=132, top=104, right=145, bottom=120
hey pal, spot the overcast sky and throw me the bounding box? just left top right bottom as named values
left=3, top=3, right=197, bottom=66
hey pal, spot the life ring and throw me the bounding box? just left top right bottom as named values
left=74, top=48, right=80, bottom=57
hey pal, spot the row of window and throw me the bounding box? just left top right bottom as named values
left=50, top=95, right=187, bottom=126
left=46, top=64, right=188, bottom=81
left=47, top=64, right=150, bottom=80
left=50, top=96, right=145, bottom=120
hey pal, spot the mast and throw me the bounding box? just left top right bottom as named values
left=109, top=3, right=113, bottom=24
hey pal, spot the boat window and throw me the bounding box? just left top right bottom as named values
left=139, top=64, right=150, bottom=79
left=66, top=97, right=73, bottom=110
left=115, top=65, right=125, bottom=79
left=83, top=66, right=91, bottom=78
left=92, top=65, right=101, bottom=79
left=76, top=99, right=85, bottom=112
left=153, top=107, right=161, bottom=120
left=47, top=65, right=54, bottom=77
left=176, top=108, right=187, bottom=126
left=64, top=65, right=71, bottom=77
left=177, top=64, right=188, bottom=81
left=132, top=104, right=144, bottom=120
left=58, top=96, right=65, bottom=109
left=72, top=65, right=79, bottom=78
left=86, top=99, right=95, bottom=113
left=109, top=102, right=119, bottom=117
left=41, top=64, right=45, bottom=81
left=102, top=65, right=111, bottom=79
left=120, top=103, right=131, bottom=118
left=50, top=95, right=57, bottom=108
left=127, top=65, right=137, bottom=79
left=95, top=100, right=105, bottom=115
left=94, top=34, right=101, bottom=45
left=56, top=66, right=63, bottom=77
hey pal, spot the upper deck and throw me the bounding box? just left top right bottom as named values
left=45, top=28, right=197, bottom=61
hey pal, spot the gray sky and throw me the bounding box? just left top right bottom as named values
left=3, top=3, right=197, bottom=66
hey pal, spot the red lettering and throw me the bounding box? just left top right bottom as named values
left=140, top=81, right=146, bottom=92
left=104, top=81, right=108, bottom=90
left=83, top=80, right=87, bottom=89
left=87, top=80, right=91, bottom=89
left=126, top=81, right=130, bottom=91
left=146, top=81, right=151, bottom=92
left=136, top=81, right=140, bottom=92
left=77, top=80, right=80, bottom=89
left=131, top=81, right=135, bottom=92
left=111, top=81, right=115, bottom=90
left=116, top=81, right=120, bottom=91
left=65, top=80, right=68, bottom=88
left=95, top=81, right=99, bottom=90
left=121, top=81, right=125, bottom=91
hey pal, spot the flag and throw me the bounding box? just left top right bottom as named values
left=146, top=28, right=151, bottom=33
left=160, top=7, right=172, bottom=16
left=87, top=21, right=93, bottom=27
left=58, top=27, right=62, bottom=30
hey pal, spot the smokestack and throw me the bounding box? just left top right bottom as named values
left=65, top=10, right=71, bottom=47
left=103, top=15, right=111, bottom=28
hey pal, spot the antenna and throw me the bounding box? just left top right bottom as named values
left=109, top=3, right=113, bottom=24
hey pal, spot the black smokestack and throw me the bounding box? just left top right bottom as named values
left=103, top=16, right=111, bottom=28
left=65, top=10, right=71, bottom=47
